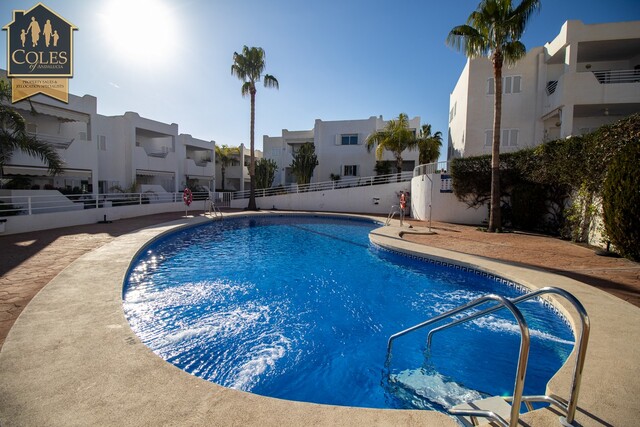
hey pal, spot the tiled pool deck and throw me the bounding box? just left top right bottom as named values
left=1, top=211, right=639, bottom=426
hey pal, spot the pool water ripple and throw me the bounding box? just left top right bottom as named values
left=123, top=215, right=574, bottom=410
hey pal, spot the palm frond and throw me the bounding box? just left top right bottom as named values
left=264, top=74, right=279, bottom=89
left=502, top=40, right=527, bottom=64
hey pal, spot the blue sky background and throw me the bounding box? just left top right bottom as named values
left=2, top=0, right=640, bottom=160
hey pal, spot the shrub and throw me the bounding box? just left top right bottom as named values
left=602, top=142, right=640, bottom=261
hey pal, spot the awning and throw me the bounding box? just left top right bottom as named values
left=3, top=165, right=92, bottom=178
left=136, top=169, right=176, bottom=177
left=185, top=174, right=214, bottom=179
left=13, top=101, right=90, bottom=123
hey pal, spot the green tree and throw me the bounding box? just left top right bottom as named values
left=255, top=158, right=278, bottom=189
left=290, top=142, right=318, bottom=185
left=447, top=0, right=540, bottom=232
left=231, top=46, right=279, bottom=210
left=215, top=144, right=239, bottom=191
left=0, top=79, right=63, bottom=187
left=365, top=113, right=417, bottom=177
left=416, top=123, right=443, bottom=165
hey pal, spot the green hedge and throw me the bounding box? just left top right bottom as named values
left=602, top=141, right=640, bottom=261
left=450, top=114, right=639, bottom=250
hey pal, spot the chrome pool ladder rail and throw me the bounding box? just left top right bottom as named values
left=426, top=286, right=589, bottom=426
left=387, top=294, right=531, bottom=427
left=386, top=204, right=404, bottom=226
left=206, top=197, right=223, bottom=219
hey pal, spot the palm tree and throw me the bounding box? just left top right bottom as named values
left=0, top=79, right=63, bottom=187
left=446, top=0, right=540, bottom=231
left=231, top=46, right=279, bottom=210
left=366, top=113, right=418, bottom=179
left=215, top=144, right=240, bottom=192
left=416, top=124, right=443, bottom=165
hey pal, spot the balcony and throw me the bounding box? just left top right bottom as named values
left=185, top=158, right=214, bottom=178
left=28, top=132, right=74, bottom=149
left=592, top=69, right=640, bottom=84
left=544, top=70, right=640, bottom=117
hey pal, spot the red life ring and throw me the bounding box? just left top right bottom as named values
left=400, top=193, right=407, bottom=209
left=182, top=188, right=193, bottom=206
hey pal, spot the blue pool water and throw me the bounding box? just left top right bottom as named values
left=123, top=215, right=574, bottom=411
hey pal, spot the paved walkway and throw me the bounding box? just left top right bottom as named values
left=403, top=220, right=640, bottom=308
left=1, top=213, right=638, bottom=350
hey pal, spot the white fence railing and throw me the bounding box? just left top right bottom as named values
left=0, top=191, right=212, bottom=217
left=413, top=161, right=450, bottom=177
left=592, top=69, right=640, bottom=84
left=232, top=172, right=414, bottom=200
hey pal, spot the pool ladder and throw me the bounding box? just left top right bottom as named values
left=386, top=287, right=590, bottom=427
left=386, top=204, right=404, bottom=226
left=206, top=197, right=223, bottom=219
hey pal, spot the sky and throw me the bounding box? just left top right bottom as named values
left=2, top=0, right=639, bottom=160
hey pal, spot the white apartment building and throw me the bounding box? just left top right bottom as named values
left=264, top=115, right=422, bottom=186
left=1, top=75, right=215, bottom=194
left=214, top=143, right=263, bottom=192
left=448, top=20, right=640, bottom=159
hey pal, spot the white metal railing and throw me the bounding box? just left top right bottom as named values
left=231, top=171, right=413, bottom=200
left=592, top=69, right=640, bottom=84
left=413, top=161, right=450, bottom=177
left=0, top=191, right=211, bottom=217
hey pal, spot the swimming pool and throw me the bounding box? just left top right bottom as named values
left=123, top=215, right=574, bottom=411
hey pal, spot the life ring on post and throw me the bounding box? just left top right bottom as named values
left=399, top=192, right=407, bottom=210
left=182, top=188, right=193, bottom=206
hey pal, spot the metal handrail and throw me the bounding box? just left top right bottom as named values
left=385, top=204, right=404, bottom=226
left=387, top=294, right=530, bottom=427
left=592, top=69, right=640, bottom=84
left=206, top=197, right=223, bottom=218
left=426, top=286, right=589, bottom=425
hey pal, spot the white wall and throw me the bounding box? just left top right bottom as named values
left=230, top=181, right=411, bottom=215
left=411, top=174, right=486, bottom=225
left=0, top=200, right=194, bottom=235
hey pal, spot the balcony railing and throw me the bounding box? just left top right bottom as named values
left=592, top=69, right=640, bottom=84
left=28, top=132, right=74, bottom=149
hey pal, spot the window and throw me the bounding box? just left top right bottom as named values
left=485, top=129, right=519, bottom=147
left=341, top=134, right=358, bottom=145
left=343, top=165, right=358, bottom=176
left=449, top=102, right=457, bottom=122
left=487, top=76, right=522, bottom=94
left=271, top=148, right=281, bottom=157
left=98, top=135, right=106, bottom=151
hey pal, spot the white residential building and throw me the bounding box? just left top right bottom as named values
left=1, top=74, right=215, bottom=195
left=214, top=143, right=263, bottom=192
left=264, top=115, right=422, bottom=186
left=448, top=20, right=640, bottom=159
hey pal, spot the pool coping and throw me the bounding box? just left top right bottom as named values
left=1, top=211, right=638, bottom=426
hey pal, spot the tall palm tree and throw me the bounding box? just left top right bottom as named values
left=416, top=124, right=443, bottom=165
left=231, top=46, right=279, bottom=210
left=446, top=0, right=540, bottom=231
left=215, top=144, right=240, bottom=192
left=366, top=113, right=417, bottom=178
left=0, top=79, right=63, bottom=187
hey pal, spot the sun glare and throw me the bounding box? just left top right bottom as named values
left=99, top=0, right=181, bottom=67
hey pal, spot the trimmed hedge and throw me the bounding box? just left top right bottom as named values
left=602, top=141, right=640, bottom=261
left=450, top=114, right=639, bottom=250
